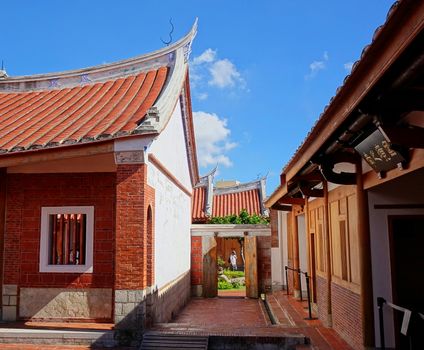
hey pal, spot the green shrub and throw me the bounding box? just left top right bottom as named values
left=207, top=209, right=269, bottom=225
left=217, top=256, right=225, bottom=268
left=223, top=270, right=244, bottom=278
left=231, top=281, right=241, bottom=289
left=218, top=280, right=233, bottom=290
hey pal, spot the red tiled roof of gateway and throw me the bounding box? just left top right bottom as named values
left=0, top=68, right=168, bottom=153
left=212, top=189, right=262, bottom=217
left=192, top=186, right=207, bottom=222
left=191, top=174, right=267, bottom=222
left=0, top=20, right=198, bottom=155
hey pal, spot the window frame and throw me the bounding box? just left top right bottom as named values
left=39, top=206, right=94, bottom=273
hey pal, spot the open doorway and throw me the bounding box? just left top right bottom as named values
left=216, top=237, right=246, bottom=297
left=389, top=215, right=424, bottom=349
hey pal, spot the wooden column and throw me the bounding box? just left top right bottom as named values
left=323, top=181, right=332, bottom=326
left=356, top=162, right=375, bottom=347
left=291, top=209, right=301, bottom=297
left=304, top=198, right=313, bottom=301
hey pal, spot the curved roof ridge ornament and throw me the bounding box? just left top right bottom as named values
left=161, top=18, right=174, bottom=46
left=0, top=18, right=198, bottom=89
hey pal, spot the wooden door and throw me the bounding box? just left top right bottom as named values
left=245, top=236, right=258, bottom=298
left=202, top=236, right=217, bottom=297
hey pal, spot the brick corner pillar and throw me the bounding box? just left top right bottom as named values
left=114, top=154, right=150, bottom=345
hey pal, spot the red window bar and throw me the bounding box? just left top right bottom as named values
left=49, top=214, right=86, bottom=265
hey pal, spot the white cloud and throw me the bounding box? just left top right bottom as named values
left=193, top=111, right=237, bottom=168
left=190, top=49, right=246, bottom=91
left=192, top=48, right=217, bottom=65
left=195, top=92, right=208, bottom=100
left=344, top=62, right=354, bottom=72
left=208, top=59, right=244, bottom=88
left=305, top=51, right=329, bottom=80
left=323, top=51, right=329, bottom=61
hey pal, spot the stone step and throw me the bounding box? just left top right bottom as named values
left=0, top=327, right=118, bottom=347
left=141, top=332, right=208, bottom=349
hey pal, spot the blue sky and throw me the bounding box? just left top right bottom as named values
left=2, top=0, right=394, bottom=193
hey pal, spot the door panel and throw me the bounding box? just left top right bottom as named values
left=202, top=236, right=217, bottom=297
left=245, top=236, right=258, bottom=298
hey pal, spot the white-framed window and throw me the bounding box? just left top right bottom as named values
left=39, top=206, right=94, bottom=273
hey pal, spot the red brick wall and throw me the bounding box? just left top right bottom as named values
left=115, top=163, right=149, bottom=290
left=4, top=173, right=115, bottom=288
left=331, top=282, right=363, bottom=350
left=270, top=210, right=279, bottom=248
left=190, top=236, right=202, bottom=285
left=316, top=275, right=330, bottom=325
left=257, top=236, right=271, bottom=293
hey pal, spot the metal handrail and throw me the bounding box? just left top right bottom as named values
left=284, top=265, right=317, bottom=320
left=377, top=297, right=423, bottom=350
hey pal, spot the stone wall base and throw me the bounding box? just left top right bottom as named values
left=191, top=284, right=203, bottom=297
left=2, top=285, right=18, bottom=321
left=114, top=270, right=191, bottom=346
left=19, top=288, right=112, bottom=320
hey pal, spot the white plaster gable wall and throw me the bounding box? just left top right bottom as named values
left=148, top=103, right=192, bottom=190
left=147, top=163, right=191, bottom=289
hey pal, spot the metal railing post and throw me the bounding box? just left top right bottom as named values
left=377, top=296, right=386, bottom=350
left=298, top=268, right=303, bottom=302
left=285, top=265, right=289, bottom=295
left=304, top=272, right=312, bottom=320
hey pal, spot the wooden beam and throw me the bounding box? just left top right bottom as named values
left=379, top=125, right=424, bottom=149
left=290, top=170, right=324, bottom=184
left=299, top=182, right=324, bottom=198
left=0, top=141, right=114, bottom=168
left=271, top=203, right=292, bottom=212
left=364, top=148, right=424, bottom=189
left=278, top=197, right=305, bottom=205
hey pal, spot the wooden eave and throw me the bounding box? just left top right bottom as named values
left=0, top=138, right=115, bottom=168
left=266, top=0, right=424, bottom=208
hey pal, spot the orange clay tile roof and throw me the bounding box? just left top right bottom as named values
left=212, top=189, right=261, bottom=217
left=192, top=186, right=207, bottom=222
left=192, top=187, right=263, bottom=222
left=0, top=67, right=168, bottom=153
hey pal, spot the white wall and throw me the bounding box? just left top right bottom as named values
left=368, top=168, right=424, bottom=348
left=147, top=103, right=193, bottom=289
left=148, top=103, right=192, bottom=190
left=271, top=211, right=288, bottom=289
left=147, top=162, right=191, bottom=289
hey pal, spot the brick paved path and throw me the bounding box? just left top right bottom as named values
left=1, top=292, right=354, bottom=349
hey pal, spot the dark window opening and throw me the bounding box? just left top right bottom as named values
left=48, top=213, right=86, bottom=265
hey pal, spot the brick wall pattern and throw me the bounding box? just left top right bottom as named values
left=4, top=173, right=115, bottom=289
left=331, top=282, right=363, bottom=350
